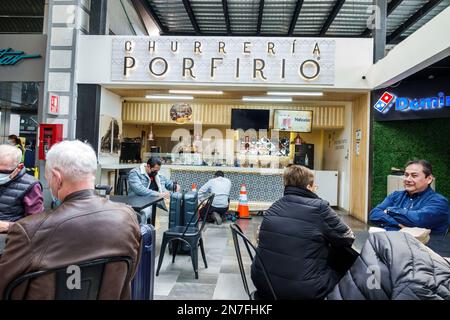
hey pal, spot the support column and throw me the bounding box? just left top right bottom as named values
left=89, top=0, right=108, bottom=35
left=40, top=0, right=107, bottom=206
left=373, top=0, right=387, bottom=63
left=42, top=0, right=91, bottom=141
left=76, top=84, right=101, bottom=154
left=74, top=1, right=108, bottom=152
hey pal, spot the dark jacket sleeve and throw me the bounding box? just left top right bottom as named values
left=0, top=223, right=32, bottom=299
left=320, top=202, right=355, bottom=247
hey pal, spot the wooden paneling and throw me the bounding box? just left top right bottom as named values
left=123, top=102, right=346, bottom=129
left=109, top=88, right=366, bottom=102
left=349, top=93, right=370, bottom=223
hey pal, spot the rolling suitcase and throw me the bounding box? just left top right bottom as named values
left=131, top=223, right=156, bottom=300
left=168, top=190, right=198, bottom=254
left=169, top=192, right=184, bottom=228
left=183, top=190, right=198, bottom=227
left=179, top=190, right=198, bottom=253
left=168, top=191, right=184, bottom=254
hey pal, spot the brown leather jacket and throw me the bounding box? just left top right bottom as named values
left=0, top=189, right=141, bottom=300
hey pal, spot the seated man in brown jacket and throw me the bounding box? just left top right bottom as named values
left=0, top=140, right=141, bottom=300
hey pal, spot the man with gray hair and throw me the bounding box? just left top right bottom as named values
left=0, top=140, right=141, bottom=299
left=0, top=144, right=43, bottom=233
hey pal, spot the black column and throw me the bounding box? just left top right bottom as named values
left=373, top=0, right=387, bottom=63
left=89, top=0, right=108, bottom=35
left=76, top=84, right=101, bottom=155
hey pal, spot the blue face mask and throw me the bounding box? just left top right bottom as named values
left=0, top=165, right=25, bottom=185
left=0, top=173, right=12, bottom=185
left=49, top=175, right=62, bottom=208
left=51, top=194, right=62, bottom=208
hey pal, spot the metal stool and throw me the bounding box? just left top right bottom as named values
left=116, top=169, right=130, bottom=195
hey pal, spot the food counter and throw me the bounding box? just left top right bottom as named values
left=163, top=165, right=338, bottom=207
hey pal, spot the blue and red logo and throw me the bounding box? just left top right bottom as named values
left=374, top=91, right=450, bottom=114
left=373, top=91, right=396, bottom=114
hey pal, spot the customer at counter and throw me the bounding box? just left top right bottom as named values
left=128, top=156, right=180, bottom=222
left=370, top=160, right=449, bottom=234
left=198, top=170, right=232, bottom=225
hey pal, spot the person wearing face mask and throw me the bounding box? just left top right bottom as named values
left=251, top=165, right=355, bottom=300
left=7, top=135, right=25, bottom=163
left=0, top=144, right=43, bottom=234
left=0, top=140, right=141, bottom=299
left=370, top=159, right=449, bottom=235
left=128, top=156, right=180, bottom=223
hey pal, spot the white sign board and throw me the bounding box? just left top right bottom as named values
left=274, top=110, right=313, bottom=132
left=111, top=36, right=335, bottom=85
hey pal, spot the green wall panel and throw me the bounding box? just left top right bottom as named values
left=371, top=118, right=450, bottom=209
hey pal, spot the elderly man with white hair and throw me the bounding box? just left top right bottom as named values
left=0, top=140, right=141, bottom=299
left=0, top=144, right=43, bottom=233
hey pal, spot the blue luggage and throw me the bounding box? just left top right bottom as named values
left=169, top=192, right=184, bottom=228
left=168, top=190, right=198, bottom=254
left=131, top=223, right=156, bottom=300
left=183, top=190, right=198, bottom=228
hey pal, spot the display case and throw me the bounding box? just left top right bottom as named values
left=142, top=152, right=291, bottom=168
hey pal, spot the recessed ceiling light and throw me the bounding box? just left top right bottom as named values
left=267, top=91, right=323, bottom=96
left=169, top=90, right=223, bottom=95
left=145, top=95, right=193, bottom=100
left=242, top=96, right=292, bottom=102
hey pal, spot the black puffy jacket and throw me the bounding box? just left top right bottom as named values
left=328, top=232, right=450, bottom=300
left=251, top=186, right=355, bottom=299
left=0, top=170, right=40, bottom=222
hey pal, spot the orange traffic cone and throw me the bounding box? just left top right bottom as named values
left=237, top=184, right=251, bottom=219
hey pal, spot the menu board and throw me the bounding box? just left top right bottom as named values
left=273, top=110, right=313, bottom=132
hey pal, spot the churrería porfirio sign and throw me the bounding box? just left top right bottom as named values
left=111, top=36, right=335, bottom=85
left=0, top=48, right=41, bottom=66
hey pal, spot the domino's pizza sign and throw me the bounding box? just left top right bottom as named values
left=373, top=91, right=450, bottom=121
left=373, top=92, right=396, bottom=114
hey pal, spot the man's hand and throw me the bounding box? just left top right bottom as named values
left=399, top=224, right=406, bottom=229
left=0, top=221, right=11, bottom=233
left=160, top=192, right=170, bottom=199
left=383, top=209, right=388, bottom=214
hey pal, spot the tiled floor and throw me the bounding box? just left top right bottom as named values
left=152, top=208, right=368, bottom=300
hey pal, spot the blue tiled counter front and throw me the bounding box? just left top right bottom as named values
left=169, top=167, right=284, bottom=202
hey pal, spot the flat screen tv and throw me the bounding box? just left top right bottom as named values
left=231, top=109, right=270, bottom=131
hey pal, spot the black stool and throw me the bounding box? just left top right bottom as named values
left=116, top=169, right=130, bottom=195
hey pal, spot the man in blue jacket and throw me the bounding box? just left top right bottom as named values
left=370, top=160, right=449, bottom=234
left=128, top=156, right=180, bottom=223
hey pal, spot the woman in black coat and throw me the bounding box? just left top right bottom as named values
left=251, top=165, right=355, bottom=299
